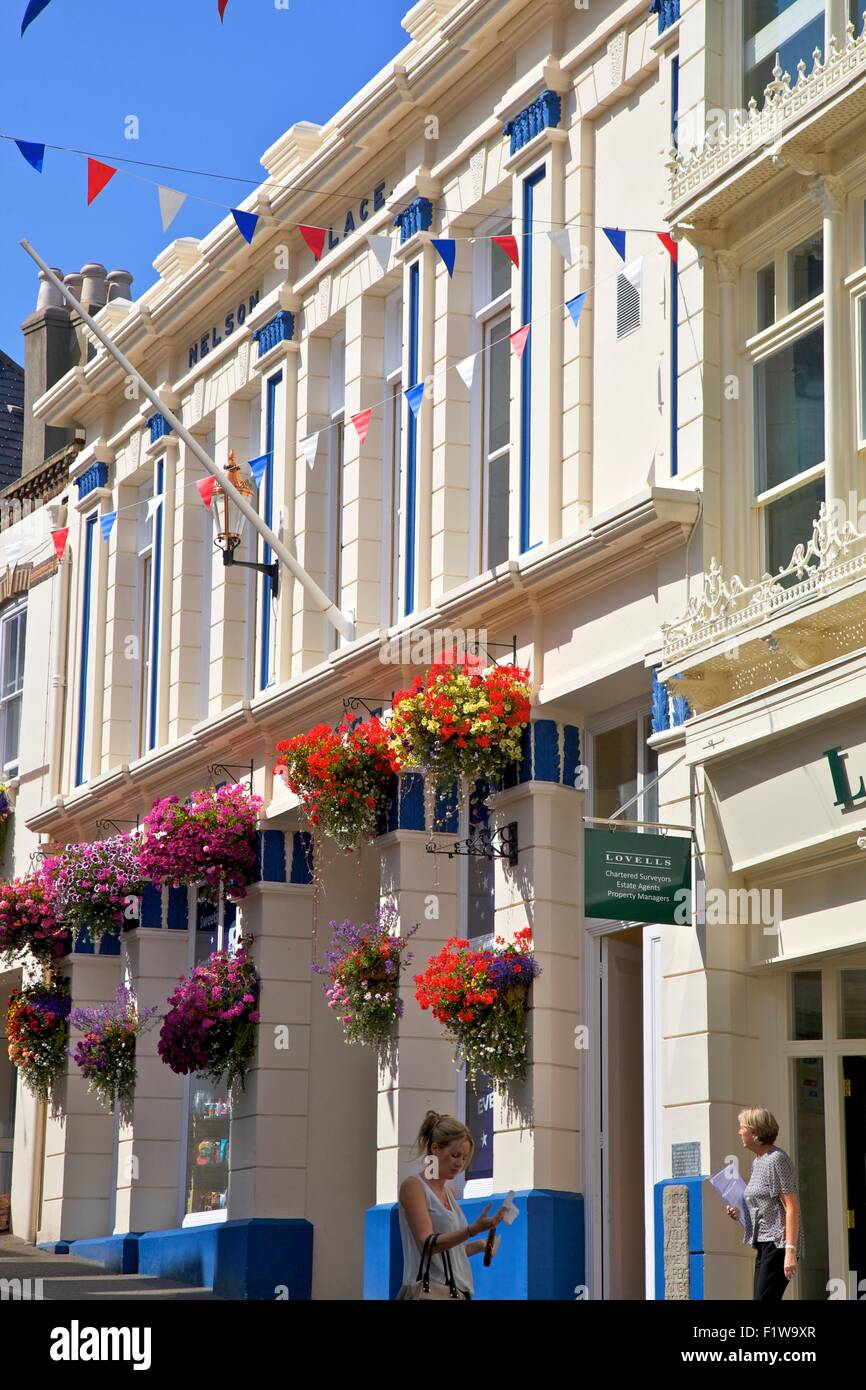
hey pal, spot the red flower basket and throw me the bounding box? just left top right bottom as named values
left=274, top=715, right=397, bottom=852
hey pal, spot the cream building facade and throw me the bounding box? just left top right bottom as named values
left=3, top=0, right=860, bottom=1301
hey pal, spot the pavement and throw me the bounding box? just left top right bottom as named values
left=0, top=1232, right=223, bottom=1299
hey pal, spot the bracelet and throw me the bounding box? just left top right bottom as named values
left=785, top=1244, right=797, bottom=1252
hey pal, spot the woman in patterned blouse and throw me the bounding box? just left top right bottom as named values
left=726, top=1107, right=803, bottom=1301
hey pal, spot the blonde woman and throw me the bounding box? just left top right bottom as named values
left=397, top=1111, right=505, bottom=1300
left=726, top=1107, right=803, bottom=1301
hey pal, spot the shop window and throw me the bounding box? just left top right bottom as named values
left=840, top=969, right=866, bottom=1038
left=0, top=601, right=26, bottom=775
left=743, top=0, right=824, bottom=108
left=792, top=1056, right=829, bottom=1300
left=791, top=970, right=822, bottom=1040
left=788, top=232, right=823, bottom=311
left=756, top=261, right=775, bottom=330
left=182, top=892, right=234, bottom=1222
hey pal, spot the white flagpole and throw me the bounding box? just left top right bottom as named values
left=20, top=239, right=355, bottom=642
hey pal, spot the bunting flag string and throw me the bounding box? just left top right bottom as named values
left=300, top=433, right=320, bottom=469
left=603, top=227, right=627, bottom=261
left=492, top=234, right=520, bottom=268
left=144, top=496, right=162, bottom=523
left=455, top=355, right=477, bottom=392
left=248, top=454, right=269, bottom=489
left=431, top=239, right=456, bottom=277
left=351, top=408, right=373, bottom=445
left=196, top=477, right=217, bottom=510
left=566, top=291, right=587, bottom=328
left=548, top=228, right=579, bottom=264
left=99, top=512, right=117, bottom=543
left=658, top=231, right=678, bottom=263
left=218, top=0, right=230, bottom=18
left=21, top=0, right=53, bottom=34
left=50, top=528, right=69, bottom=561
left=15, top=139, right=45, bottom=173
left=298, top=224, right=327, bottom=261
left=158, top=185, right=188, bottom=233
left=231, top=209, right=259, bottom=245
left=366, top=234, right=393, bottom=274
left=87, top=158, right=117, bottom=206
left=509, top=324, right=530, bottom=360
left=405, top=383, right=425, bottom=419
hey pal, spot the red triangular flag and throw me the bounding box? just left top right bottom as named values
left=218, top=0, right=230, bottom=19
left=351, top=408, right=373, bottom=445
left=87, top=158, right=117, bottom=206
left=197, top=476, right=217, bottom=509
left=658, top=231, right=678, bottom=264
left=509, top=324, right=530, bottom=360
left=298, top=224, right=327, bottom=261
left=51, top=527, right=69, bottom=561
left=492, top=234, right=519, bottom=268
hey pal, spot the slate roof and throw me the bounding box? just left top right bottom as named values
left=0, top=349, right=24, bottom=492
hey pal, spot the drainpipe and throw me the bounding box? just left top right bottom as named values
left=46, top=500, right=71, bottom=798
left=20, top=241, right=355, bottom=643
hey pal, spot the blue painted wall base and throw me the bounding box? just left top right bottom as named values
left=365, top=1189, right=583, bottom=1300
left=138, top=1218, right=313, bottom=1300
left=654, top=1176, right=705, bottom=1299
left=67, top=1233, right=142, bottom=1274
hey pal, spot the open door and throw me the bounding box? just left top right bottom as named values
left=602, top=934, right=645, bottom=1298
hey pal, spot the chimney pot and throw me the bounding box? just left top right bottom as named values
left=64, top=272, right=84, bottom=304
left=36, top=268, right=64, bottom=312
left=106, top=269, right=134, bottom=302
left=80, top=263, right=108, bottom=308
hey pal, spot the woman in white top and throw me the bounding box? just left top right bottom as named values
left=397, top=1111, right=504, bottom=1299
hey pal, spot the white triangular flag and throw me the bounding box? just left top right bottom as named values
left=366, top=234, right=393, bottom=274
left=300, top=432, right=319, bottom=470
left=145, top=495, right=162, bottom=522
left=548, top=228, right=577, bottom=264
left=455, top=354, right=477, bottom=392
left=5, top=541, right=22, bottom=573
left=158, top=186, right=188, bottom=233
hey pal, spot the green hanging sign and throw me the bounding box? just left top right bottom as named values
left=584, top=827, right=692, bottom=925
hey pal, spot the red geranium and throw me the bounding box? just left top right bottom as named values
left=275, top=714, right=398, bottom=851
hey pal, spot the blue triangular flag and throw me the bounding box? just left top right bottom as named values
left=248, top=454, right=269, bottom=489
left=405, top=383, right=425, bottom=419
left=603, top=227, right=626, bottom=261
left=99, top=511, right=117, bottom=543
left=15, top=139, right=45, bottom=173
left=21, top=0, right=53, bottom=34
left=231, top=209, right=259, bottom=245
left=431, top=239, right=456, bottom=277
left=566, top=291, right=587, bottom=328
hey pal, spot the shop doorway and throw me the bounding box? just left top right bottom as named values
left=600, top=931, right=645, bottom=1298
left=843, top=1057, right=866, bottom=1281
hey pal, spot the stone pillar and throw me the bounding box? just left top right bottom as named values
left=810, top=175, right=848, bottom=510
left=291, top=334, right=330, bottom=673
left=168, top=437, right=210, bottom=741
left=113, top=891, right=187, bottom=1234
left=375, top=775, right=460, bottom=1202
left=716, top=252, right=746, bottom=579
left=342, top=294, right=384, bottom=638
left=38, top=942, right=121, bottom=1243
left=209, top=399, right=252, bottom=713
left=562, top=120, right=593, bottom=534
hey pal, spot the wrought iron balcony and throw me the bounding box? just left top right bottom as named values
left=657, top=504, right=866, bottom=713
left=667, top=20, right=866, bottom=220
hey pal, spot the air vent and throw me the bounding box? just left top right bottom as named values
left=617, top=259, right=642, bottom=338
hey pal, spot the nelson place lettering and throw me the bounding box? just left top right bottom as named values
left=187, top=290, right=262, bottom=371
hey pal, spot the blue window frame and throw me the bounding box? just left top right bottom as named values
left=148, top=459, right=164, bottom=750
left=404, top=260, right=420, bottom=616
left=260, top=372, right=281, bottom=691
left=520, top=167, right=546, bottom=553
left=75, top=512, right=97, bottom=786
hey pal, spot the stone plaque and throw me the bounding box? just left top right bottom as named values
left=672, top=1141, right=701, bottom=1178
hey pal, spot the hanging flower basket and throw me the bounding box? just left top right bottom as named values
left=414, top=928, right=540, bottom=1085
left=389, top=658, right=532, bottom=792
left=6, top=977, right=71, bottom=1103
left=0, top=870, right=67, bottom=964
left=274, top=715, right=397, bottom=853
left=137, top=784, right=263, bottom=902
left=158, top=937, right=260, bottom=1091
left=313, top=911, right=417, bottom=1048
left=69, top=984, right=158, bottom=1119
left=48, top=836, right=147, bottom=947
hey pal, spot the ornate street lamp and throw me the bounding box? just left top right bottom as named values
left=212, top=451, right=279, bottom=595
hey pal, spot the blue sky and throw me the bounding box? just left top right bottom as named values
left=0, top=0, right=411, bottom=359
